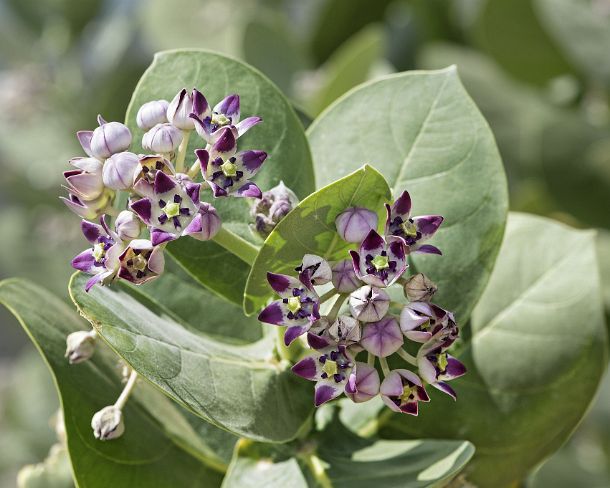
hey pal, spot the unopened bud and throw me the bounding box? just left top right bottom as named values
left=250, top=181, right=298, bottom=239
left=332, top=259, right=361, bottom=293
left=335, top=207, right=378, bottom=243
left=136, top=99, right=169, bottom=130
left=403, top=273, right=437, bottom=302
left=167, top=88, right=208, bottom=130
left=91, top=405, right=124, bottom=441
left=90, top=119, right=132, bottom=159
left=190, top=202, right=222, bottom=241
left=102, top=151, right=139, bottom=190
left=349, top=285, right=390, bottom=322
left=142, top=123, right=182, bottom=153
left=114, top=210, right=141, bottom=241
left=65, top=330, right=96, bottom=364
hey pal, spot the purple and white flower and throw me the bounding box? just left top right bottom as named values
left=63, top=157, right=105, bottom=201
left=167, top=88, right=208, bottom=130
left=335, top=207, right=378, bottom=243
left=417, top=340, right=466, bottom=400
left=360, top=316, right=404, bottom=358
left=195, top=130, right=267, bottom=198
left=331, top=259, right=362, bottom=293
left=90, top=116, right=132, bottom=160
left=190, top=93, right=262, bottom=143
left=307, top=315, right=361, bottom=350
left=349, top=285, right=390, bottom=322
left=117, top=239, right=165, bottom=285
left=385, top=191, right=444, bottom=255
left=380, top=369, right=430, bottom=415
left=258, top=272, right=320, bottom=345
left=345, top=362, right=380, bottom=403
left=130, top=171, right=219, bottom=245
left=400, top=302, right=457, bottom=344
left=132, top=155, right=175, bottom=197
left=295, top=254, right=332, bottom=286
left=292, top=345, right=356, bottom=406
left=71, top=217, right=123, bottom=291
left=136, top=99, right=169, bottom=130
left=350, top=230, right=407, bottom=287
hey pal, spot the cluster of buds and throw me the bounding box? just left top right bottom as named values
left=63, top=87, right=267, bottom=293
left=259, top=191, right=466, bottom=413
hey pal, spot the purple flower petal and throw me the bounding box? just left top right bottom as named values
left=413, top=215, right=444, bottom=239
left=361, top=230, right=385, bottom=252
left=185, top=182, right=201, bottom=203
left=76, top=131, right=94, bottom=157
left=130, top=198, right=152, bottom=224
left=414, top=244, right=442, bottom=255
left=345, top=363, right=380, bottom=403
left=393, top=191, right=412, bottom=217
left=236, top=116, right=262, bottom=137
left=154, top=171, right=177, bottom=195
left=314, top=383, right=341, bottom=407
left=236, top=150, right=267, bottom=177
left=214, top=94, right=240, bottom=120
left=85, top=274, right=103, bottom=292
left=432, top=381, right=457, bottom=400
left=210, top=128, right=236, bottom=160
left=81, top=221, right=102, bottom=243
left=307, top=332, right=331, bottom=350
left=236, top=181, right=262, bottom=199
left=335, top=207, right=378, bottom=243
left=360, top=317, right=403, bottom=357
left=284, top=325, right=309, bottom=346
left=292, top=356, right=318, bottom=380
left=258, top=301, right=285, bottom=325
left=151, top=228, right=176, bottom=246
left=71, top=249, right=96, bottom=272
left=266, top=272, right=293, bottom=294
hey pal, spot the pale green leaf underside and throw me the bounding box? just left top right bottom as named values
left=0, top=279, right=227, bottom=488
left=382, top=213, right=608, bottom=487
left=244, top=165, right=392, bottom=315
left=307, top=67, right=508, bottom=322
left=69, top=273, right=313, bottom=442
left=125, top=49, right=315, bottom=305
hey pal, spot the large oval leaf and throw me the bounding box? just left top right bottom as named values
left=307, top=67, right=508, bottom=321
left=244, top=165, right=391, bottom=315
left=381, top=213, right=608, bottom=487
left=125, top=49, right=315, bottom=305
left=0, top=279, right=227, bottom=487
left=69, top=273, right=313, bottom=442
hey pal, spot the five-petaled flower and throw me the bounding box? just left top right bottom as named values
left=417, top=338, right=466, bottom=400
left=385, top=190, right=444, bottom=255
left=258, top=272, right=321, bottom=345
left=380, top=369, right=430, bottom=415
left=350, top=230, right=407, bottom=287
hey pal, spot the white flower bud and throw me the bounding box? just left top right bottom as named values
left=349, top=285, right=390, bottom=322
left=142, top=123, right=182, bottom=153
left=65, top=330, right=96, bottom=364
left=403, top=273, right=437, bottom=302
left=102, top=151, right=139, bottom=190
left=90, top=120, right=132, bottom=159
left=91, top=405, right=124, bottom=441
left=114, top=210, right=141, bottom=241
left=136, top=99, right=169, bottom=130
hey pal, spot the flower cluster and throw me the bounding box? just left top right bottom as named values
left=63, top=88, right=266, bottom=291
left=259, top=191, right=466, bottom=413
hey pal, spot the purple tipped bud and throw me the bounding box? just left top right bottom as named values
left=167, top=88, right=209, bottom=130
left=360, top=317, right=404, bottom=358
left=184, top=202, right=221, bottom=241
left=345, top=363, right=380, bottom=403
left=297, top=254, right=332, bottom=286
left=90, top=120, right=132, bottom=159
left=142, top=123, right=183, bottom=154
left=102, top=151, right=139, bottom=190
left=335, top=207, right=378, bottom=243
left=250, top=181, right=298, bottom=238
left=349, top=285, right=389, bottom=322
left=136, top=100, right=169, bottom=130
left=332, top=259, right=361, bottom=293
left=114, top=210, right=141, bottom=241
left=403, top=273, right=437, bottom=302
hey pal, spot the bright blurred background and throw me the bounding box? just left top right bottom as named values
left=0, top=0, right=608, bottom=486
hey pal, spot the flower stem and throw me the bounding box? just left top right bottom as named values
left=390, top=300, right=404, bottom=309
left=319, top=289, right=338, bottom=304
left=326, top=294, right=348, bottom=322
left=212, top=226, right=260, bottom=265
left=275, top=327, right=303, bottom=363
left=304, top=453, right=333, bottom=488
left=174, top=130, right=191, bottom=173
left=397, top=348, right=417, bottom=366
left=379, top=357, right=390, bottom=376
left=114, top=369, right=138, bottom=410
left=357, top=408, right=393, bottom=438
left=367, top=351, right=375, bottom=366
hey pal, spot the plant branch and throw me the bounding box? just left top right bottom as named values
left=212, top=226, right=260, bottom=265
left=114, top=369, right=138, bottom=410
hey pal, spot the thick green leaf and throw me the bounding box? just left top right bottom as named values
left=223, top=420, right=474, bottom=488
left=69, top=272, right=313, bottom=442
left=536, top=0, right=610, bottom=85
left=307, top=67, right=508, bottom=322
left=125, top=49, right=315, bottom=305
left=0, top=279, right=226, bottom=487
left=307, top=25, right=385, bottom=116
left=244, top=165, right=392, bottom=315
left=381, top=213, right=608, bottom=487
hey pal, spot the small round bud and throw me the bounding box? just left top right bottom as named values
left=332, top=259, right=361, bottom=293
left=142, top=123, right=183, bottom=153
left=360, top=317, right=403, bottom=357
left=90, top=120, right=132, bottom=159
left=349, top=285, right=390, bottom=323
left=136, top=99, right=169, bottom=130
left=191, top=202, right=222, bottom=241
left=403, top=273, right=437, bottom=302
left=345, top=362, right=380, bottom=403
left=91, top=405, right=124, bottom=441
left=114, top=210, right=141, bottom=241
left=335, top=207, right=378, bottom=243
left=102, top=151, right=139, bottom=190
left=65, top=330, right=96, bottom=364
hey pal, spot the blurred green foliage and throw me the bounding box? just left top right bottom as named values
left=0, top=0, right=608, bottom=486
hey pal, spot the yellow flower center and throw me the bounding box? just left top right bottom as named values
left=371, top=254, right=389, bottom=270
left=92, top=243, right=105, bottom=261
left=212, top=113, right=230, bottom=126
left=400, top=220, right=417, bottom=237
left=164, top=202, right=180, bottom=218
left=286, top=296, right=301, bottom=314
left=322, top=359, right=338, bottom=377
left=221, top=161, right=237, bottom=177
left=399, top=385, right=415, bottom=403
left=132, top=254, right=147, bottom=272
left=437, top=352, right=448, bottom=372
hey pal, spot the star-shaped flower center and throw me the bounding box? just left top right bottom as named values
left=211, top=113, right=230, bottom=127
left=92, top=243, right=106, bottom=262
left=322, top=359, right=338, bottom=377
left=132, top=254, right=148, bottom=272
left=399, top=384, right=415, bottom=403
left=221, top=160, right=237, bottom=177
left=371, top=254, right=389, bottom=270
left=437, top=352, right=448, bottom=372
left=286, top=296, right=302, bottom=314
left=400, top=219, right=417, bottom=237
left=164, top=202, right=180, bottom=218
